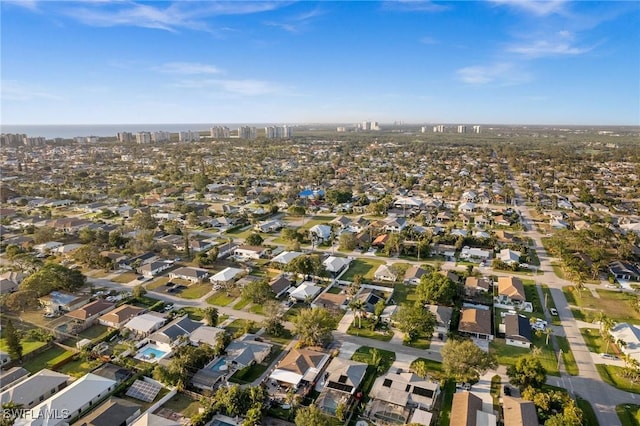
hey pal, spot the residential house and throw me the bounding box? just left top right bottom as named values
left=0, top=367, right=30, bottom=392
left=331, top=216, right=352, bottom=230
left=14, top=373, right=117, bottom=426
left=367, top=371, right=440, bottom=424
left=425, top=305, right=453, bottom=337
left=91, top=363, right=133, bottom=384
left=432, top=244, right=456, bottom=259
left=271, top=251, right=303, bottom=267
left=224, top=334, right=272, bottom=369
left=609, top=261, right=640, bottom=282
left=40, top=291, right=90, bottom=314
left=355, top=289, right=386, bottom=315
left=309, top=224, right=332, bottom=243
left=312, top=292, right=348, bottom=313
left=118, top=252, right=157, bottom=271
left=210, top=267, right=244, bottom=286
left=0, top=271, right=23, bottom=294
left=269, top=348, right=330, bottom=389
left=464, top=277, right=491, bottom=296
left=188, top=326, right=226, bottom=347
left=234, top=245, right=268, bottom=260
left=217, top=241, right=238, bottom=259
left=502, top=396, right=538, bottom=426
left=270, top=275, right=293, bottom=298
left=289, top=282, right=322, bottom=302
left=323, top=256, right=350, bottom=276
left=138, top=261, right=171, bottom=278
left=374, top=264, right=397, bottom=282
left=609, top=323, right=640, bottom=363
left=460, top=246, right=491, bottom=263
left=371, top=234, right=389, bottom=248
left=254, top=219, right=285, bottom=233
left=65, top=299, right=115, bottom=330
left=130, top=413, right=180, bottom=426
left=404, top=266, right=428, bottom=285
left=449, top=391, right=497, bottom=426
left=385, top=217, right=407, bottom=233
left=503, top=314, right=533, bottom=348
left=458, top=308, right=493, bottom=341
left=168, top=266, right=209, bottom=283
left=148, top=315, right=202, bottom=348
left=0, top=369, right=69, bottom=409
left=98, top=305, right=145, bottom=329
left=496, top=276, right=526, bottom=305
left=458, top=202, right=475, bottom=213
left=499, top=249, right=521, bottom=265
left=316, top=358, right=368, bottom=415
left=123, top=312, right=167, bottom=338
left=73, top=397, right=141, bottom=426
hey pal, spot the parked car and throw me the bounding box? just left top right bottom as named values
left=600, top=353, right=618, bottom=360
left=550, top=308, right=558, bottom=316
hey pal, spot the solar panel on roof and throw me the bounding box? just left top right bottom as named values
left=412, top=387, right=434, bottom=398
left=327, top=381, right=353, bottom=393
left=125, top=379, right=162, bottom=403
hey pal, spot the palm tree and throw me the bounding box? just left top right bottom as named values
left=349, top=299, right=366, bottom=329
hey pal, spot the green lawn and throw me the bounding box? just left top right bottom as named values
left=229, top=347, right=283, bottom=384
left=249, top=304, right=264, bottom=315
left=410, top=357, right=444, bottom=380
left=161, top=393, right=202, bottom=418
left=617, top=404, right=640, bottom=426
left=437, top=380, right=457, bottom=426
left=577, top=396, right=599, bottom=426
left=491, top=335, right=560, bottom=376
left=57, top=357, right=102, bottom=378
left=206, top=291, right=236, bottom=306
left=522, top=279, right=543, bottom=315
left=79, top=324, right=109, bottom=340
left=22, top=346, right=70, bottom=373
left=224, top=226, right=253, bottom=239
left=0, top=338, right=47, bottom=355
left=340, top=258, right=386, bottom=282
left=283, top=303, right=307, bottom=321
left=111, top=272, right=139, bottom=283
left=347, top=318, right=393, bottom=342
left=392, top=283, right=417, bottom=305
left=176, top=283, right=211, bottom=299
left=176, top=307, right=204, bottom=321
left=327, top=286, right=342, bottom=294
left=146, top=276, right=171, bottom=290
left=555, top=336, right=579, bottom=376
left=596, top=364, right=640, bottom=393
left=351, top=346, right=395, bottom=375
left=263, top=329, right=294, bottom=346
left=581, top=328, right=618, bottom=354
left=225, top=319, right=260, bottom=337
left=540, top=285, right=561, bottom=325
left=563, top=287, right=640, bottom=324
left=404, top=335, right=431, bottom=350
left=233, top=298, right=251, bottom=310
left=295, top=215, right=334, bottom=231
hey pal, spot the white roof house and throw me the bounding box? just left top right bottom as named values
left=271, top=251, right=303, bottom=266
left=374, top=264, right=397, bottom=282
left=209, top=267, right=243, bottom=283
left=15, top=373, right=117, bottom=426
left=289, top=283, right=322, bottom=301
left=124, top=313, right=166, bottom=336
left=610, top=322, right=640, bottom=363
left=499, top=249, right=521, bottom=264
left=323, top=256, right=350, bottom=274
left=309, top=224, right=332, bottom=242
left=0, top=369, right=69, bottom=409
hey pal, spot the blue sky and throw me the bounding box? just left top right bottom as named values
left=2, top=0, right=638, bottom=125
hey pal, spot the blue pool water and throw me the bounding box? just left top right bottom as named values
left=140, top=347, right=166, bottom=358
left=209, top=358, right=227, bottom=372
left=211, top=421, right=235, bottom=426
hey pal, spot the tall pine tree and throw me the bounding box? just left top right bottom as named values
left=5, top=320, right=23, bottom=361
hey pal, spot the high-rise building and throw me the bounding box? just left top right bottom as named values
left=152, top=131, right=171, bottom=142
left=238, top=126, right=257, bottom=139
left=421, top=126, right=428, bottom=133
left=179, top=131, right=199, bottom=142
left=117, top=132, right=133, bottom=143
left=336, top=127, right=346, bottom=132
left=210, top=126, right=230, bottom=138
left=473, top=125, right=481, bottom=134
left=433, top=125, right=445, bottom=133
left=24, top=136, right=46, bottom=146
left=1, top=134, right=27, bottom=146
left=136, top=132, right=151, bottom=144
left=457, top=125, right=467, bottom=133
left=265, top=125, right=293, bottom=139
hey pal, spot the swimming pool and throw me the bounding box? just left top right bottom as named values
left=140, top=347, right=166, bottom=358
left=209, top=358, right=228, bottom=372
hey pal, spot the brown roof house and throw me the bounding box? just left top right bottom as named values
left=450, top=391, right=497, bottom=426
left=458, top=308, right=493, bottom=341
left=502, top=396, right=538, bottom=426
left=65, top=299, right=115, bottom=330
left=496, top=276, right=526, bottom=306
left=465, top=277, right=491, bottom=296
left=98, top=304, right=145, bottom=329
left=269, top=348, right=330, bottom=390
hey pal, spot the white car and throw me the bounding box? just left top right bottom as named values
left=550, top=308, right=558, bottom=316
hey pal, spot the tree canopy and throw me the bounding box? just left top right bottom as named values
left=294, top=404, right=332, bottom=426
left=416, top=271, right=459, bottom=306
left=291, top=307, right=336, bottom=347
left=20, top=263, right=86, bottom=296
left=245, top=233, right=264, bottom=246
left=393, top=302, right=436, bottom=343
left=441, top=338, right=497, bottom=383
left=507, top=355, right=547, bottom=390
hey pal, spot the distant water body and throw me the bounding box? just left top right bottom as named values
left=0, top=123, right=267, bottom=139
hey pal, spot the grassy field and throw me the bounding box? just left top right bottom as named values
left=161, top=393, right=203, bottom=418
left=176, top=307, right=204, bottom=321
left=79, top=324, right=110, bottom=340
left=22, top=346, right=70, bottom=373
left=491, top=335, right=560, bottom=376
left=616, top=404, right=640, bottom=426
left=263, top=329, right=294, bottom=346
left=57, top=357, right=102, bottom=378
left=0, top=338, right=47, bottom=355
left=175, top=282, right=211, bottom=299
left=577, top=396, right=599, bottom=426
left=295, top=215, right=334, bottom=231
left=410, top=357, right=444, bottom=380
left=206, top=291, right=236, bottom=306
left=351, top=346, right=395, bottom=375
left=233, top=298, right=251, bottom=310
left=596, top=364, right=640, bottom=393
left=522, top=279, right=544, bottom=317
left=556, top=335, right=579, bottom=376
left=111, top=272, right=139, bottom=283
left=225, top=319, right=260, bottom=337
left=391, top=283, right=417, bottom=305
left=581, top=327, right=619, bottom=355
left=146, top=276, right=171, bottom=290
left=249, top=304, right=264, bottom=315
left=405, top=335, right=431, bottom=350
left=340, top=258, right=386, bottom=282
left=347, top=317, right=393, bottom=342
left=564, top=288, right=640, bottom=324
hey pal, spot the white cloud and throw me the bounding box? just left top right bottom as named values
left=3, top=0, right=39, bottom=11
left=172, top=78, right=285, bottom=96
left=155, top=62, right=222, bottom=75
left=382, top=1, right=450, bottom=13
left=263, top=7, right=324, bottom=33
left=1, top=80, right=63, bottom=101
left=62, top=1, right=289, bottom=32
left=489, top=0, right=568, bottom=16
left=507, top=39, right=593, bottom=57
left=456, top=63, right=531, bottom=85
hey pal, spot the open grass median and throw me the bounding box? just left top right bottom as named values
left=616, top=404, right=640, bottom=426
left=596, top=364, right=640, bottom=393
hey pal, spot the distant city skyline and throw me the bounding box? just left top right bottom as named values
left=2, top=1, right=639, bottom=126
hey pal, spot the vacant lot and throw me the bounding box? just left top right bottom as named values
left=564, top=288, right=640, bottom=324
left=341, top=258, right=386, bottom=282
